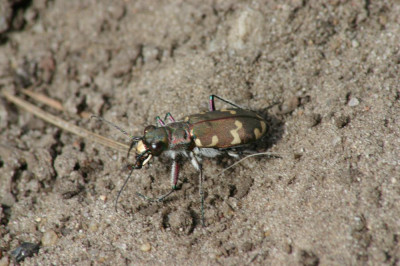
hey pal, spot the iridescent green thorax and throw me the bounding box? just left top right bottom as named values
left=164, top=123, right=194, bottom=151
left=140, top=123, right=194, bottom=154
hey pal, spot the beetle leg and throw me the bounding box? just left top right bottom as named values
left=227, top=151, right=240, bottom=158
left=164, top=112, right=175, bottom=123
left=209, top=95, right=216, bottom=111
left=170, top=159, right=180, bottom=189
left=136, top=159, right=179, bottom=203
left=189, top=152, right=205, bottom=226
left=198, top=162, right=205, bottom=227
left=156, top=116, right=165, bottom=126
left=209, top=94, right=244, bottom=111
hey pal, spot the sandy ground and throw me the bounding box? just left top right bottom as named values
left=0, top=0, right=399, bottom=265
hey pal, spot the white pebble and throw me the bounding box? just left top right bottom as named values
left=348, top=97, right=360, bottom=107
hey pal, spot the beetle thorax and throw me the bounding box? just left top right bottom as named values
left=165, top=122, right=194, bottom=151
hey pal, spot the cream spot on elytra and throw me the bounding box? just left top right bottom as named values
left=230, top=120, right=243, bottom=145
left=254, top=128, right=262, bottom=139
left=207, top=135, right=219, bottom=147
left=260, top=121, right=267, bottom=134
left=195, top=138, right=203, bottom=147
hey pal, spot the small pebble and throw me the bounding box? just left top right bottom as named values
left=348, top=97, right=360, bottom=107
left=241, top=241, right=254, bottom=252
left=0, top=256, right=9, bottom=266
left=140, top=243, right=151, bottom=252
left=41, top=230, right=58, bottom=246
left=89, top=221, right=99, bottom=233
left=293, top=153, right=303, bottom=160
left=0, top=192, right=15, bottom=207
left=351, top=40, right=359, bottom=48
left=331, top=136, right=342, bottom=146
left=99, top=195, right=107, bottom=202
left=279, top=96, right=299, bottom=114
left=331, top=59, right=341, bottom=67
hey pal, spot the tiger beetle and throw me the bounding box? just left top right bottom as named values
left=94, top=95, right=268, bottom=226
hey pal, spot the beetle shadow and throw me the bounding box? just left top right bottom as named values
left=254, top=107, right=285, bottom=151
left=227, top=107, right=285, bottom=153
left=211, top=107, right=285, bottom=170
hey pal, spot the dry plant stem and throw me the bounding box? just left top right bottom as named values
left=21, top=88, right=64, bottom=111
left=20, top=89, right=91, bottom=118
left=2, top=91, right=129, bottom=153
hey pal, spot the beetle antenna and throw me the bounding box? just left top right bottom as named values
left=91, top=115, right=132, bottom=138
left=218, top=152, right=282, bottom=176
left=91, top=115, right=141, bottom=158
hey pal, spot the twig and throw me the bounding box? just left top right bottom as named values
left=21, top=88, right=64, bottom=111
left=2, top=90, right=129, bottom=153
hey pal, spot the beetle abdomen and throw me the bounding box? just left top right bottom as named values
left=185, top=109, right=267, bottom=148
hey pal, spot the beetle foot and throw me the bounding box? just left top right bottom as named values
left=136, top=189, right=175, bottom=203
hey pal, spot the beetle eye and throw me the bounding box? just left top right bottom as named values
left=150, top=142, right=164, bottom=155
left=151, top=143, right=159, bottom=150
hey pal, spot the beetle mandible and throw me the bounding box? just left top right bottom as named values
left=95, top=95, right=268, bottom=226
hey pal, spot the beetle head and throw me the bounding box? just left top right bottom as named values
left=129, top=125, right=168, bottom=169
